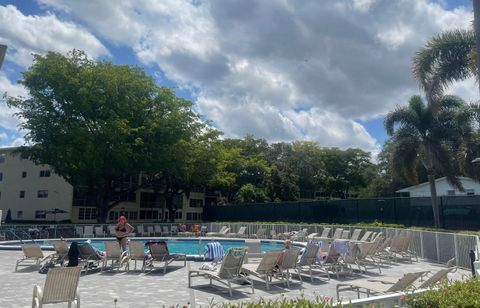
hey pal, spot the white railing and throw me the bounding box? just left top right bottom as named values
left=1, top=222, right=479, bottom=269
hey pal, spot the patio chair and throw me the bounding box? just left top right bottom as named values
left=360, top=231, right=373, bottom=242
left=189, top=248, right=253, bottom=297
left=241, top=250, right=283, bottom=290
left=322, top=240, right=353, bottom=278
left=350, top=229, right=363, bottom=241
left=74, top=226, right=84, bottom=238
left=32, top=267, right=82, bottom=308
left=385, top=235, right=417, bottom=263
left=336, top=271, right=426, bottom=299
left=49, top=240, right=69, bottom=266
left=108, top=225, right=117, bottom=236
left=15, top=244, right=46, bottom=271
left=227, top=226, right=248, bottom=238
left=341, top=230, right=351, bottom=239
left=160, top=226, right=170, bottom=236
left=319, top=227, right=331, bottom=239
left=153, top=225, right=162, bottom=236
left=291, top=229, right=308, bottom=242
left=147, top=226, right=155, bottom=237
left=270, top=229, right=278, bottom=239
left=200, top=225, right=208, bottom=236
left=102, top=241, right=128, bottom=272
left=137, top=225, right=149, bottom=237
left=78, top=242, right=104, bottom=275
left=206, top=226, right=230, bottom=237
left=379, top=267, right=454, bottom=289
left=83, top=226, right=94, bottom=238
left=296, top=242, right=330, bottom=282
left=144, top=242, right=186, bottom=273
left=332, top=228, right=344, bottom=240
left=277, top=249, right=303, bottom=287
left=94, top=226, right=106, bottom=238
left=171, top=225, right=179, bottom=236
left=126, top=240, right=147, bottom=272
left=343, top=241, right=381, bottom=274
left=250, top=228, right=266, bottom=239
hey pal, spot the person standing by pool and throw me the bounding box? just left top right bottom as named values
left=115, top=216, right=134, bottom=252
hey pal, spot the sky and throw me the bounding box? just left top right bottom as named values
left=0, top=0, right=477, bottom=156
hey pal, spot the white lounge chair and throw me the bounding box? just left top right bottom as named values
left=336, top=271, right=426, bottom=299
left=147, top=226, right=155, bottom=237
left=189, top=248, right=253, bottom=297
left=108, top=225, right=117, bottom=236
left=78, top=243, right=103, bottom=275
left=102, top=241, right=128, bottom=272
left=83, top=226, right=94, bottom=238
left=32, top=267, right=82, bottom=308
left=350, top=229, right=363, bottom=241
left=49, top=240, right=69, bottom=266
left=126, top=241, right=146, bottom=272
left=75, top=226, right=84, bottom=238
left=94, top=226, right=106, bottom=237
left=153, top=225, right=162, bottom=236
left=206, top=226, right=229, bottom=237
left=144, top=242, right=186, bottom=273
left=296, top=243, right=330, bottom=282
left=227, top=226, right=248, bottom=238
left=250, top=228, right=267, bottom=239
left=241, top=250, right=283, bottom=290
left=15, top=244, right=46, bottom=271
left=277, top=249, right=303, bottom=288
left=160, top=226, right=170, bottom=236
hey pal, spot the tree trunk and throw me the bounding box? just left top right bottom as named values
left=427, top=174, right=441, bottom=228
left=473, top=0, right=480, bottom=94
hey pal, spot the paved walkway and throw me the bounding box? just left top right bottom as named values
left=0, top=250, right=469, bottom=307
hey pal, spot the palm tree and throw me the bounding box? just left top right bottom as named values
left=384, top=95, right=472, bottom=228
left=413, top=29, right=476, bottom=99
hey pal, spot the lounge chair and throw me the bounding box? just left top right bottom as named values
left=341, top=230, right=351, bottom=239
left=320, top=227, right=331, bottom=239
left=322, top=240, right=353, bottom=278
left=336, top=271, right=426, bottom=299
left=102, top=241, right=128, bottom=271
left=270, top=229, right=278, bottom=239
left=15, top=244, right=46, bottom=271
left=291, top=229, right=308, bottom=241
left=227, top=226, right=248, bottom=238
left=137, top=225, right=149, bottom=237
left=108, top=225, right=117, bottom=236
left=386, top=236, right=417, bottom=263
left=250, top=228, right=266, bottom=239
left=277, top=249, right=302, bottom=287
left=296, top=243, right=330, bottom=282
left=350, top=229, right=363, bottom=241
left=241, top=250, right=283, bottom=290
left=75, top=226, right=84, bottom=238
left=50, top=240, right=69, bottom=266
left=126, top=240, right=146, bottom=272
left=144, top=242, right=186, bottom=273
left=32, top=267, right=82, bottom=308
left=78, top=242, right=104, bottom=274
left=200, top=225, right=208, bottom=236
left=154, top=225, right=162, bottom=236
left=147, top=226, right=155, bottom=237
left=94, top=226, right=106, bottom=237
left=189, top=248, right=253, bottom=296
left=171, top=225, right=179, bottom=236
left=332, top=228, right=344, bottom=240
left=360, top=231, right=373, bottom=242
left=208, top=226, right=231, bottom=237
left=160, top=226, right=170, bottom=236
left=83, top=226, right=94, bottom=238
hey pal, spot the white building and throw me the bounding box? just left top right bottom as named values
left=396, top=176, right=480, bottom=197
left=0, top=147, right=211, bottom=223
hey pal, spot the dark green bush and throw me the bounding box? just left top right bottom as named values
left=409, top=278, right=480, bottom=307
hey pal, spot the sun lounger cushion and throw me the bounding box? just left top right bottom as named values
left=332, top=240, right=351, bottom=255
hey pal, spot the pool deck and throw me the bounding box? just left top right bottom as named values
left=0, top=249, right=470, bottom=307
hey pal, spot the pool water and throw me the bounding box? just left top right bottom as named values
left=36, top=238, right=289, bottom=255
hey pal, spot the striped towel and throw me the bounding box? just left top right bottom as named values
left=204, top=242, right=224, bottom=262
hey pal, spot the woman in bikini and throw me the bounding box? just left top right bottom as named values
left=115, top=216, right=134, bottom=252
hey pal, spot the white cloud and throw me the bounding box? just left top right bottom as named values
left=0, top=72, right=28, bottom=130
left=35, top=0, right=474, bottom=152
left=0, top=4, right=109, bottom=67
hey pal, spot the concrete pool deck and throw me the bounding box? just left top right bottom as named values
left=0, top=249, right=470, bottom=307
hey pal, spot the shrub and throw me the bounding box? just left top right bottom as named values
left=409, top=278, right=480, bottom=307
left=209, top=295, right=337, bottom=307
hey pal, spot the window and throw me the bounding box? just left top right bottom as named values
left=19, top=190, right=25, bottom=198
left=0, top=191, right=2, bottom=200
left=447, top=190, right=455, bottom=196
left=466, top=189, right=475, bottom=195
left=35, top=210, right=46, bottom=219
left=39, top=170, right=51, bottom=177
left=0, top=172, right=3, bottom=181
left=189, top=199, right=204, bottom=208
left=78, top=207, right=97, bottom=220
left=37, top=190, right=48, bottom=198
left=0, top=154, right=5, bottom=163
left=140, top=192, right=157, bottom=208
left=22, top=171, right=27, bottom=178
left=186, top=212, right=202, bottom=221
left=175, top=211, right=182, bottom=219
left=17, top=211, right=23, bottom=219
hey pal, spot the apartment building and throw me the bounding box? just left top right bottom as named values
left=0, top=147, right=211, bottom=223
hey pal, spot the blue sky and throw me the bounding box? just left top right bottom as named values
left=0, top=0, right=477, bottom=154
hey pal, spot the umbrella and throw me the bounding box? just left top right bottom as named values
left=45, top=208, right=69, bottom=222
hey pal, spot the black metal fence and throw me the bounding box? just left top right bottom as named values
left=204, top=196, right=480, bottom=230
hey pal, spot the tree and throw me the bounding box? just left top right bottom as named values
left=7, top=50, right=210, bottom=222
left=384, top=95, right=472, bottom=227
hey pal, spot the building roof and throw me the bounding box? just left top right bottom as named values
left=395, top=176, right=477, bottom=193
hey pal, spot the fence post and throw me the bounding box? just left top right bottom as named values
left=454, top=233, right=459, bottom=267
left=420, top=231, right=425, bottom=259
left=435, top=232, right=440, bottom=263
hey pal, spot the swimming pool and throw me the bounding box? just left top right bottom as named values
left=0, top=238, right=297, bottom=255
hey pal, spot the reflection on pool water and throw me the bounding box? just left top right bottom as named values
left=6, top=238, right=293, bottom=255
